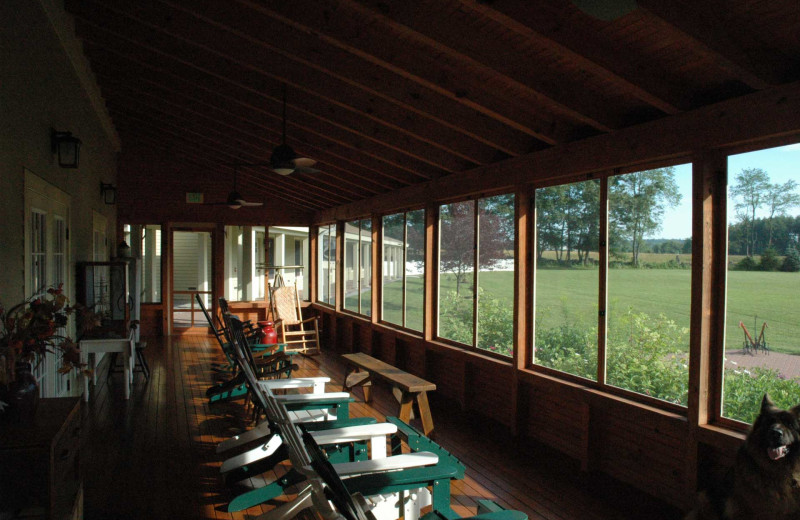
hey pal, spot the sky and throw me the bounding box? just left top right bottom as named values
left=655, top=143, right=800, bottom=239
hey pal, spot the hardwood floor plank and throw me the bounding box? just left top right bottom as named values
left=78, top=336, right=682, bottom=520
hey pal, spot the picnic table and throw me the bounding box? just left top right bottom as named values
left=342, top=352, right=437, bottom=437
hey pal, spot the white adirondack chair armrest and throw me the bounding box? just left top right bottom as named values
left=277, top=392, right=350, bottom=404
left=331, top=452, right=440, bottom=477
left=310, top=423, right=398, bottom=445
left=260, top=377, right=330, bottom=393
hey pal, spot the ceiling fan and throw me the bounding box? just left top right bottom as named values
left=270, top=85, right=318, bottom=176
left=203, top=164, right=263, bottom=210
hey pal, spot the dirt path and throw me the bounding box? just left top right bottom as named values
left=724, top=349, right=800, bottom=379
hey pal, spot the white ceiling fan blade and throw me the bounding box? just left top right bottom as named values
left=272, top=166, right=295, bottom=176
left=293, top=157, right=316, bottom=168
left=237, top=200, right=263, bottom=207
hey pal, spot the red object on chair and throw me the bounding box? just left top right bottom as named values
left=258, top=320, right=278, bottom=345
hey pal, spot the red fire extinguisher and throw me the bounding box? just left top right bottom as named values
left=258, top=320, right=278, bottom=345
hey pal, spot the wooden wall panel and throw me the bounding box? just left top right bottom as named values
left=466, top=360, right=513, bottom=425
left=425, top=349, right=466, bottom=407
left=593, top=406, right=687, bottom=506
left=397, top=337, right=426, bottom=377
left=337, top=316, right=353, bottom=354
left=313, top=309, right=717, bottom=509
left=139, top=305, right=163, bottom=337
left=520, top=382, right=586, bottom=460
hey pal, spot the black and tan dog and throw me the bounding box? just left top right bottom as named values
left=687, top=395, right=800, bottom=520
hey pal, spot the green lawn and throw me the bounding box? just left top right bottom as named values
left=534, top=269, right=800, bottom=354
left=374, top=268, right=800, bottom=354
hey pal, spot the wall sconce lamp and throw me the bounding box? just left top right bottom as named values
left=100, top=182, right=117, bottom=205
left=51, top=129, right=82, bottom=168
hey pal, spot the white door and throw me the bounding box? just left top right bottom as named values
left=24, top=170, right=71, bottom=397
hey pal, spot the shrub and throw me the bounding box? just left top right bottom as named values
left=734, top=256, right=758, bottom=271
left=759, top=247, right=780, bottom=271
left=723, top=367, right=800, bottom=424
left=438, top=289, right=514, bottom=356
left=781, top=245, right=800, bottom=272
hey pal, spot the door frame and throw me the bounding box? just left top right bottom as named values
left=169, top=225, right=217, bottom=335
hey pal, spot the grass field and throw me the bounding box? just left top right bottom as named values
left=372, top=267, right=800, bottom=354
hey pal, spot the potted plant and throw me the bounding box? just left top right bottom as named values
left=0, top=284, right=87, bottom=419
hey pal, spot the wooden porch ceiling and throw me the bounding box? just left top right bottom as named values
left=64, top=0, right=800, bottom=213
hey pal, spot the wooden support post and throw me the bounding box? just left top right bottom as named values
left=685, top=151, right=727, bottom=507
left=512, top=187, right=532, bottom=436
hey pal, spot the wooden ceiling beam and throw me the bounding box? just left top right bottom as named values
left=67, top=0, right=534, bottom=156
left=94, top=68, right=441, bottom=187
left=637, top=0, right=777, bottom=89
left=318, top=80, right=800, bottom=222
left=116, top=132, right=325, bottom=211
left=449, top=0, right=684, bottom=115
left=111, top=111, right=350, bottom=208
left=192, top=0, right=593, bottom=140
left=110, top=108, right=394, bottom=202
left=79, top=51, right=418, bottom=191
left=296, top=0, right=619, bottom=132
left=87, top=50, right=467, bottom=174
left=113, top=121, right=366, bottom=211
left=68, top=11, right=497, bottom=166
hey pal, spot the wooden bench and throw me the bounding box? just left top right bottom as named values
left=341, top=352, right=437, bottom=437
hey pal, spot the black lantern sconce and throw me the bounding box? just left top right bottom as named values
left=51, top=129, right=82, bottom=168
left=100, top=183, right=117, bottom=205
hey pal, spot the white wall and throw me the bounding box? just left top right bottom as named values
left=0, top=0, right=119, bottom=304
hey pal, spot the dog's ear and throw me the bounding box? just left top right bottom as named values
left=761, top=394, right=775, bottom=413
left=791, top=403, right=800, bottom=419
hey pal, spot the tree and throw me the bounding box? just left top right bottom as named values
left=609, top=167, right=682, bottom=267
left=781, top=244, right=800, bottom=272
left=765, top=180, right=800, bottom=246
left=731, top=168, right=770, bottom=257
left=536, top=181, right=599, bottom=265
left=439, top=200, right=508, bottom=296
left=759, top=246, right=780, bottom=271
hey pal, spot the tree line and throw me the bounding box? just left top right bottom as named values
left=536, top=167, right=681, bottom=267
left=730, top=168, right=800, bottom=257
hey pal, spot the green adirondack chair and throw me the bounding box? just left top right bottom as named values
left=222, top=313, right=462, bottom=515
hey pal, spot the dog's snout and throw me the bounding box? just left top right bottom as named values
left=770, top=425, right=785, bottom=442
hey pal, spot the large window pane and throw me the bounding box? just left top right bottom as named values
left=382, top=213, right=405, bottom=326
left=477, top=194, right=515, bottom=356
left=267, top=227, right=309, bottom=300
left=317, top=224, right=336, bottom=306
left=722, top=144, right=800, bottom=424
left=534, top=180, right=599, bottom=380
left=607, top=166, right=690, bottom=405
left=343, top=219, right=371, bottom=316
left=405, top=209, right=425, bottom=332
left=142, top=225, right=162, bottom=303
left=360, top=220, right=372, bottom=316
left=224, top=226, right=266, bottom=302
left=344, top=221, right=359, bottom=312
left=438, top=201, right=475, bottom=344
left=381, top=210, right=425, bottom=331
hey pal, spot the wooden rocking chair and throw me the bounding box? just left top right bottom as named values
left=271, top=282, right=321, bottom=355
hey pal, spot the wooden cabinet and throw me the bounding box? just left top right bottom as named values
left=0, top=397, right=82, bottom=520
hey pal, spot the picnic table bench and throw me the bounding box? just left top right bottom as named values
left=342, top=352, right=437, bottom=437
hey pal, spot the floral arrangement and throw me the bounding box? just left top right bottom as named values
left=0, top=284, right=84, bottom=386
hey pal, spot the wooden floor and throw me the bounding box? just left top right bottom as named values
left=80, top=335, right=684, bottom=520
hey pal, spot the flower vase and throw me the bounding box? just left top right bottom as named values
left=6, top=362, right=39, bottom=422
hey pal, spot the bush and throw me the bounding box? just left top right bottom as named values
left=734, top=256, right=758, bottom=271
left=781, top=245, right=800, bottom=272
left=759, top=247, right=780, bottom=271
left=723, top=367, right=800, bottom=424
left=438, top=289, right=514, bottom=356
